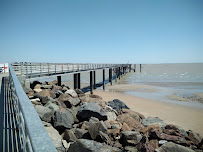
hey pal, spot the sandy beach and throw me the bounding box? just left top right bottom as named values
left=93, top=89, right=203, bottom=136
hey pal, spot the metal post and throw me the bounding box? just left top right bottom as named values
left=74, top=73, right=78, bottom=89
left=48, top=63, right=50, bottom=75
left=115, top=68, right=117, bottom=82
left=134, top=64, right=136, bottom=72
left=93, top=71, right=96, bottom=89
left=78, top=73, right=81, bottom=89
left=109, top=68, right=112, bottom=85
left=103, top=69, right=105, bottom=90
left=57, top=76, right=61, bottom=86
left=90, top=71, right=93, bottom=94
left=140, top=64, right=142, bottom=72
left=119, top=67, right=121, bottom=79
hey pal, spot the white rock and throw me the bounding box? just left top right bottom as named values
left=65, top=89, right=77, bottom=97
left=159, top=140, right=168, bottom=145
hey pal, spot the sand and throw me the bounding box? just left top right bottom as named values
left=93, top=90, right=203, bottom=136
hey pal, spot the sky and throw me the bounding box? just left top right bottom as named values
left=0, top=0, right=203, bottom=64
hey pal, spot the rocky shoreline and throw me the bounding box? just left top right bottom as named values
left=24, top=80, right=203, bottom=152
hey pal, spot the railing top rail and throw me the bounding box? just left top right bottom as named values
left=11, top=62, right=131, bottom=65
left=9, top=63, right=57, bottom=152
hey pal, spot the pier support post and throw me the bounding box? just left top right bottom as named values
left=140, top=64, right=142, bottom=72
left=109, top=68, right=112, bottom=85
left=74, top=73, right=78, bottom=89
left=93, top=71, right=96, bottom=89
left=115, top=68, right=117, bottom=82
left=78, top=73, right=81, bottom=89
left=119, top=67, right=121, bottom=79
left=134, top=64, right=136, bottom=72
left=90, top=71, right=93, bottom=94
left=103, top=69, right=105, bottom=90
left=57, top=76, right=61, bottom=86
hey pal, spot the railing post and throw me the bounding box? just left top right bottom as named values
left=90, top=71, right=93, bottom=94
left=55, top=64, right=56, bottom=74
left=74, top=73, right=78, bottom=89
left=93, top=71, right=96, bottom=89
left=103, top=69, right=105, bottom=90
left=57, top=76, right=61, bottom=86
left=78, top=73, right=81, bottom=89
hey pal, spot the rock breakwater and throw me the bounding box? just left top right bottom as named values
left=25, top=80, right=203, bottom=152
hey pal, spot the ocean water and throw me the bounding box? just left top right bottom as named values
left=117, top=63, right=203, bottom=108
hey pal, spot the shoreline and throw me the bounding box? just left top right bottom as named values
left=92, top=89, right=203, bottom=136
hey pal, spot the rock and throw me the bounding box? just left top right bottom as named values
left=149, top=139, right=159, bottom=151
left=58, top=94, right=80, bottom=108
left=41, top=85, right=52, bottom=89
left=44, top=101, right=59, bottom=112
left=45, top=126, right=65, bottom=152
left=117, top=114, right=143, bottom=131
left=35, top=105, right=54, bottom=122
left=121, top=122, right=131, bottom=131
left=53, top=90, right=63, bottom=98
left=65, top=89, right=78, bottom=97
left=97, top=131, right=112, bottom=145
left=34, top=89, right=56, bottom=103
left=88, top=94, right=102, bottom=99
left=124, top=146, right=138, bottom=152
left=164, top=124, right=187, bottom=137
left=77, top=102, right=107, bottom=121
left=74, top=89, right=85, bottom=95
left=108, top=99, right=130, bottom=111
left=88, top=121, right=108, bottom=140
left=30, top=98, right=41, bottom=105
left=69, top=106, right=80, bottom=123
left=187, top=130, right=203, bottom=146
left=68, top=139, right=122, bottom=152
left=53, top=109, right=74, bottom=132
left=142, top=117, right=167, bottom=128
left=159, top=140, right=168, bottom=145
left=63, top=130, right=77, bottom=142
left=72, top=128, right=90, bottom=139
left=23, top=87, right=32, bottom=94
left=120, top=131, right=142, bottom=146
left=34, top=84, right=42, bottom=89
left=30, top=81, right=42, bottom=89
left=108, top=120, right=122, bottom=129
left=155, top=142, right=195, bottom=152
left=34, top=88, right=42, bottom=93
left=121, top=109, right=143, bottom=121
left=42, top=121, right=52, bottom=127
left=62, top=140, right=70, bottom=151
left=79, top=95, right=107, bottom=108
left=106, top=112, right=117, bottom=121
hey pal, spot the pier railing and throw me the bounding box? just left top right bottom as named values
left=9, top=63, right=57, bottom=152
left=11, top=62, right=130, bottom=78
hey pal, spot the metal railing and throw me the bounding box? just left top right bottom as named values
left=9, top=63, right=57, bottom=152
left=11, top=62, right=131, bottom=78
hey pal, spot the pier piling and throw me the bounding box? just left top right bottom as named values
left=93, top=71, right=96, bottom=89
left=103, top=69, right=105, bottom=90
left=57, top=76, right=61, bottom=86
left=74, top=73, right=78, bottom=89
left=90, top=71, right=93, bottom=94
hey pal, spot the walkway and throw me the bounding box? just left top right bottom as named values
left=0, top=73, right=22, bottom=152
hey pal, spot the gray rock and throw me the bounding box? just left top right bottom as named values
left=58, top=94, right=80, bottom=108
left=44, top=101, right=59, bottom=112
left=35, top=105, right=54, bottom=122
left=30, top=81, right=42, bottom=89
left=159, top=140, right=168, bottom=145
left=88, top=121, right=108, bottom=140
left=106, top=112, right=117, bottom=121
left=120, top=131, right=142, bottom=146
left=30, top=98, right=41, bottom=105
left=63, top=130, right=77, bottom=142
left=124, top=146, right=138, bottom=152
left=155, top=142, right=195, bottom=152
left=41, top=85, right=53, bottom=89
left=108, top=99, right=130, bottom=111
left=53, top=109, right=74, bottom=132
left=45, top=126, right=65, bottom=152
left=72, top=128, right=90, bottom=139
left=74, top=89, right=84, bottom=95
left=65, top=89, right=78, bottom=97
left=68, top=139, right=122, bottom=152
left=142, top=117, right=167, bottom=128
left=77, top=102, right=107, bottom=121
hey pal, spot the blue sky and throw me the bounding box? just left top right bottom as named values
left=0, top=0, right=202, bottom=64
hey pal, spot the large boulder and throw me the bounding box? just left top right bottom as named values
left=65, top=89, right=78, bottom=97
left=108, top=99, right=129, bottom=111
left=155, top=142, right=195, bottom=152
left=142, top=117, right=167, bottom=128
left=77, top=102, right=107, bottom=121
left=30, top=81, right=42, bottom=89
left=88, top=121, right=108, bottom=140
left=117, top=114, right=143, bottom=130
left=68, top=139, right=122, bottom=152
left=45, top=126, right=65, bottom=152
left=34, top=89, right=56, bottom=104
left=63, top=130, right=77, bottom=142
left=187, top=130, right=203, bottom=146
left=58, top=94, right=80, bottom=108
left=53, top=109, right=74, bottom=132
left=120, top=131, right=142, bottom=146
left=35, top=105, right=54, bottom=122
left=44, top=101, right=59, bottom=112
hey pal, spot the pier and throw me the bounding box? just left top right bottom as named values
left=0, top=62, right=136, bottom=152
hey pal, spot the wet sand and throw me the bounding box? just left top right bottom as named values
left=93, top=90, right=203, bottom=136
